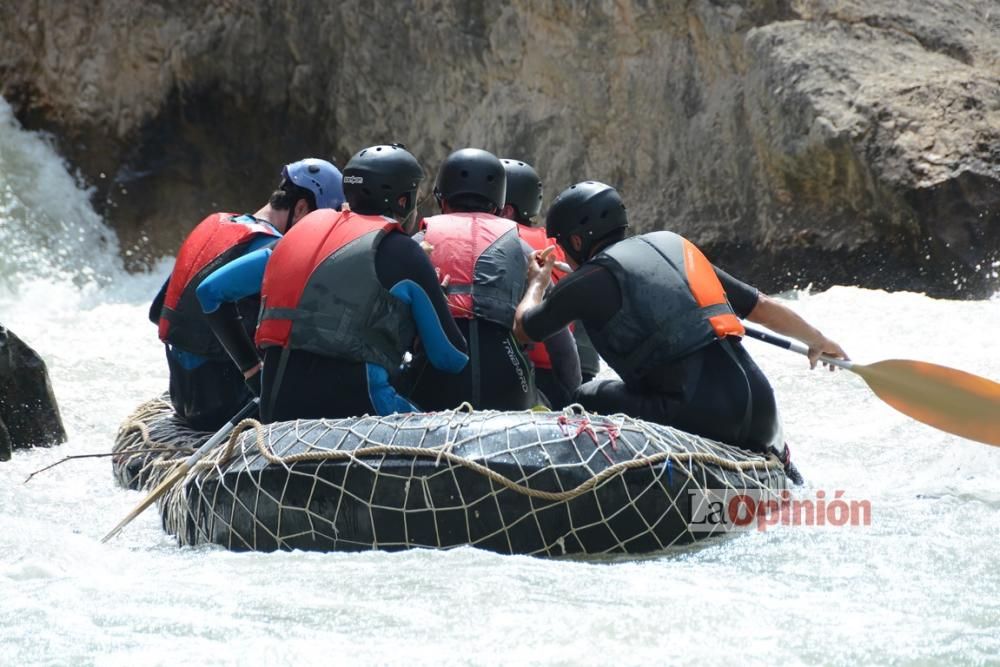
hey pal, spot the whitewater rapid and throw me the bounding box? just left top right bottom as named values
left=1, top=96, right=999, bottom=666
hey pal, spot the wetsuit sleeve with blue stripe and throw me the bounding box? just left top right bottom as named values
left=194, top=243, right=275, bottom=374
left=196, top=243, right=274, bottom=313
left=376, top=232, right=468, bottom=373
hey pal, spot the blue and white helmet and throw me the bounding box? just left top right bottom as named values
left=282, top=158, right=345, bottom=210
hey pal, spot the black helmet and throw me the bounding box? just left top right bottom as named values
left=545, top=181, right=628, bottom=263
left=433, top=148, right=506, bottom=214
left=343, top=143, right=424, bottom=224
left=500, top=159, right=543, bottom=224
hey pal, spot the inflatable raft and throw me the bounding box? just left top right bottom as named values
left=114, top=397, right=788, bottom=556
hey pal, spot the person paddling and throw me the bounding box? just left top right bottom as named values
left=149, top=158, right=342, bottom=429
left=514, top=181, right=848, bottom=463
left=201, top=144, right=468, bottom=421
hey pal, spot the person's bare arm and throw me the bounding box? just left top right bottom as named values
left=746, top=294, right=849, bottom=370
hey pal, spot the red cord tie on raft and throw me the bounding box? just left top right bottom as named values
left=558, top=415, right=620, bottom=464
left=557, top=414, right=598, bottom=443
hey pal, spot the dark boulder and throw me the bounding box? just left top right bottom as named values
left=0, top=324, right=67, bottom=460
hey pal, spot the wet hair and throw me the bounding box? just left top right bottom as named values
left=444, top=192, right=497, bottom=214
left=269, top=180, right=317, bottom=212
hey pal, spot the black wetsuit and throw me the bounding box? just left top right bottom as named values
left=532, top=323, right=585, bottom=409
left=400, top=318, right=536, bottom=411
left=260, top=232, right=467, bottom=422
left=149, top=281, right=256, bottom=430
left=522, top=262, right=779, bottom=453
left=572, top=322, right=601, bottom=384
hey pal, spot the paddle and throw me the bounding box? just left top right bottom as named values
left=744, top=326, right=1000, bottom=447
left=100, top=397, right=260, bottom=543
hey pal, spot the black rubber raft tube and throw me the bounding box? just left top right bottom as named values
left=114, top=397, right=788, bottom=557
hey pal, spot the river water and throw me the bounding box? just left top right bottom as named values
left=1, top=97, right=999, bottom=666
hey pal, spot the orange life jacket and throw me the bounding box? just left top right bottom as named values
left=515, top=224, right=568, bottom=370
left=158, top=212, right=279, bottom=358
left=255, top=209, right=415, bottom=374
left=421, top=212, right=527, bottom=329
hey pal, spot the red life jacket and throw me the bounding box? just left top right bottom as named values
left=422, top=213, right=527, bottom=329
left=158, top=213, right=279, bottom=358
left=515, top=224, right=568, bottom=370
left=588, top=231, right=745, bottom=386
left=255, top=210, right=416, bottom=374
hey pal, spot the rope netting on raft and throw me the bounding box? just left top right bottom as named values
left=120, top=400, right=789, bottom=556
left=112, top=396, right=207, bottom=490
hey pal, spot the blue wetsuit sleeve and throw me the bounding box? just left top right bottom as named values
left=375, top=231, right=468, bottom=355
left=196, top=246, right=273, bottom=313
left=366, top=363, right=419, bottom=415
left=245, top=234, right=280, bottom=253
left=390, top=280, right=468, bottom=373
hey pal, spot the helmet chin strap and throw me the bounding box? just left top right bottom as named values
left=401, top=207, right=419, bottom=235
left=284, top=199, right=310, bottom=232
left=564, top=235, right=586, bottom=265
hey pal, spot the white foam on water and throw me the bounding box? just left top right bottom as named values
left=0, top=97, right=125, bottom=293
left=1, top=97, right=999, bottom=666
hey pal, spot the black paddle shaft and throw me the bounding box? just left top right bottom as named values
left=743, top=326, right=793, bottom=350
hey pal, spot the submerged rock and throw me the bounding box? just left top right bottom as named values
left=0, top=0, right=997, bottom=297
left=0, top=324, right=66, bottom=460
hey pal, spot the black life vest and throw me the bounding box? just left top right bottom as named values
left=588, top=231, right=745, bottom=386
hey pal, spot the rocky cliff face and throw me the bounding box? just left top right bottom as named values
left=2, top=0, right=998, bottom=296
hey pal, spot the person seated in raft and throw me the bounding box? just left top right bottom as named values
left=148, top=158, right=343, bottom=430
left=498, top=157, right=584, bottom=409
left=199, top=144, right=468, bottom=422
left=512, top=180, right=848, bottom=460
left=400, top=148, right=579, bottom=411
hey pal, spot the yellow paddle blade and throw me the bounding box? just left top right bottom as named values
left=100, top=462, right=190, bottom=543
left=852, top=360, right=1000, bottom=446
